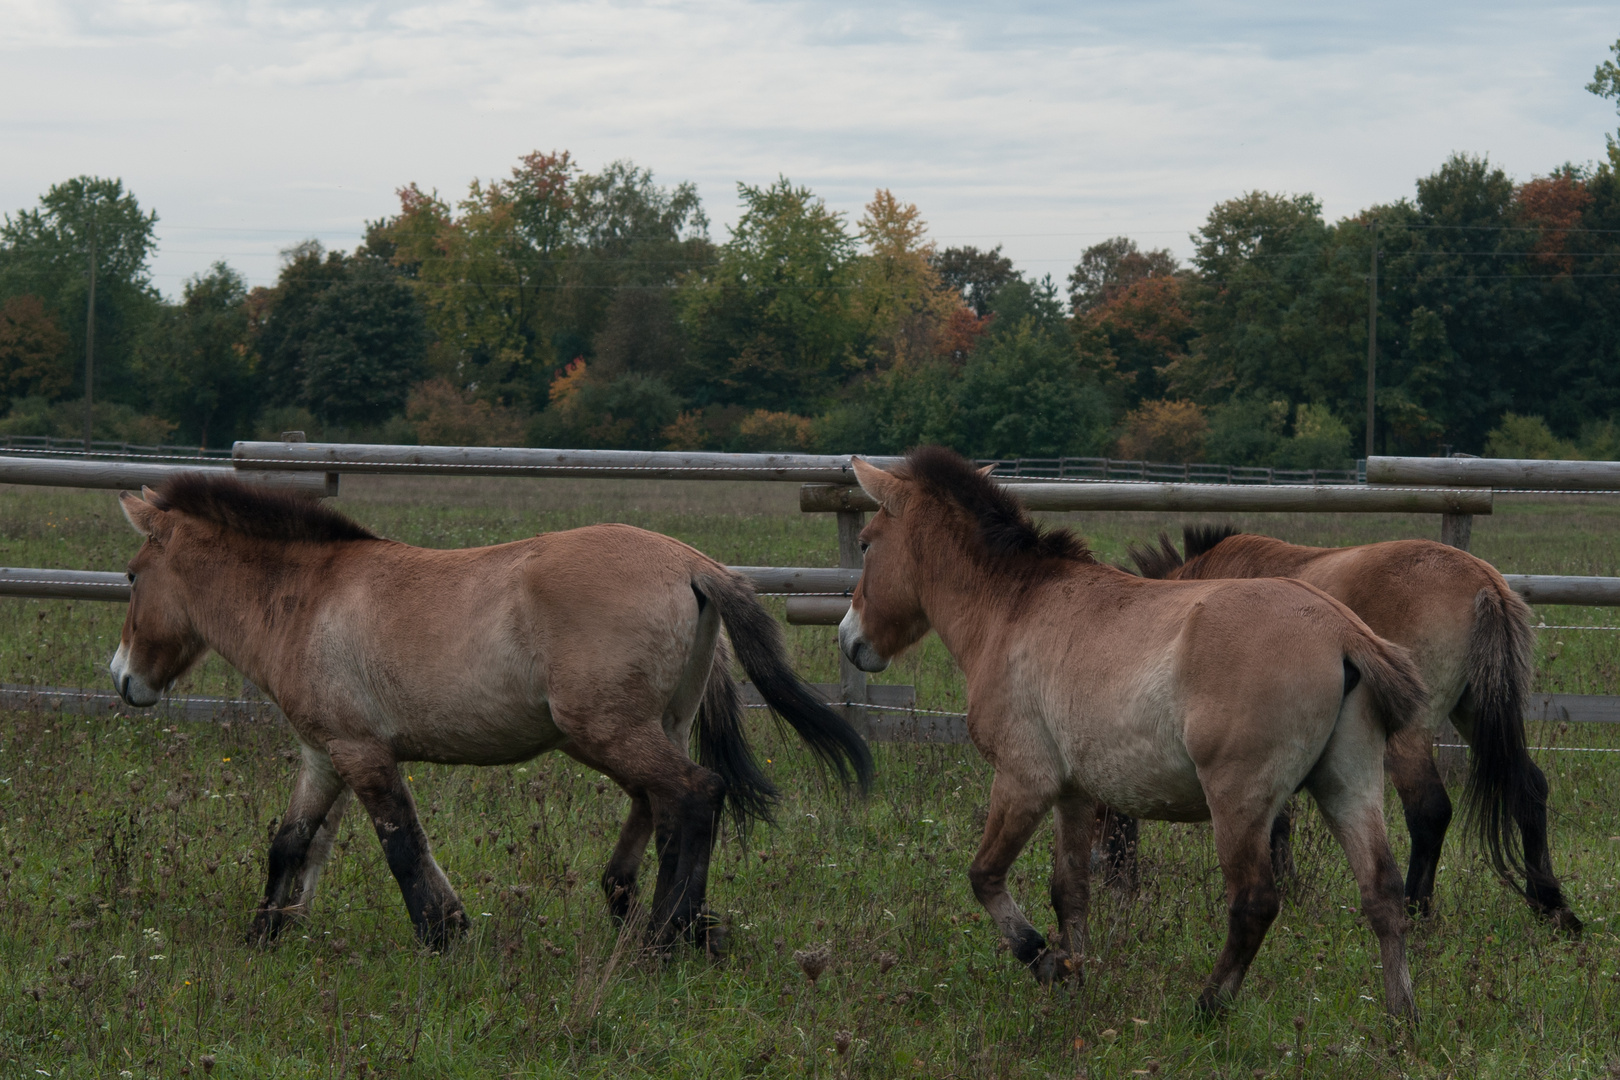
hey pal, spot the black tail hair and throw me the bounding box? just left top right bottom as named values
left=695, top=571, right=875, bottom=796
left=693, top=637, right=780, bottom=834
left=1125, top=525, right=1242, bottom=580
left=1463, top=584, right=1564, bottom=906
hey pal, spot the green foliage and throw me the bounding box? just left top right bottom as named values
left=677, top=178, right=861, bottom=413
left=1275, top=403, right=1354, bottom=469
left=0, top=295, right=71, bottom=411
left=0, top=394, right=175, bottom=444
left=530, top=360, right=683, bottom=450
left=1204, top=398, right=1289, bottom=467
left=1484, top=413, right=1582, bottom=459
left=931, top=244, right=1017, bottom=317
left=0, top=176, right=160, bottom=407
left=253, top=245, right=426, bottom=427
left=953, top=318, right=1111, bottom=458
left=134, top=264, right=258, bottom=446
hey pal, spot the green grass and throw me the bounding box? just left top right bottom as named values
left=0, top=478, right=1618, bottom=1077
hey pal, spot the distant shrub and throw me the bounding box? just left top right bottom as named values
left=1114, top=399, right=1208, bottom=462
left=406, top=379, right=527, bottom=447
left=1484, top=413, right=1580, bottom=460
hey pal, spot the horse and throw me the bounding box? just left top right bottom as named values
left=1100, top=526, right=1580, bottom=933
left=837, top=448, right=1427, bottom=1019
left=109, top=475, right=873, bottom=954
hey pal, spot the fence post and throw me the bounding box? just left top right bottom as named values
left=1440, top=513, right=1472, bottom=551
left=836, top=509, right=868, bottom=730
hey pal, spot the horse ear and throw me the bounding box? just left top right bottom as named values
left=977, top=464, right=997, bottom=478
left=851, top=457, right=907, bottom=516
left=119, top=490, right=166, bottom=539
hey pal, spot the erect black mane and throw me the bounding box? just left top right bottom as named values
left=1126, top=523, right=1243, bottom=580
left=902, top=446, right=1094, bottom=572
left=150, top=474, right=378, bottom=544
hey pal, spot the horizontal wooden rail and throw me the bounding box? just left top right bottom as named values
left=1368, top=456, right=1620, bottom=491
left=0, top=455, right=336, bottom=496
left=1501, top=575, right=1620, bottom=605
left=800, top=481, right=1494, bottom=515
left=234, top=441, right=904, bottom=483
left=0, top=566, right=861, bottom=604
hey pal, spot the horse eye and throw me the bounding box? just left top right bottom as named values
left=859, top=541, right=870, bottom=554
left=127, top=572, right=135, bottom=584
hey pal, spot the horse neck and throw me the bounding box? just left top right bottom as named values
left=909, top=531, right=1092, bottom=675
left=174, top=532, right=322, bottom=685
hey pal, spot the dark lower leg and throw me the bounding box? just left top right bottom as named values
left=329, top=741, right=467, bottom=950
left=647, top=772, right=726, bottom=950
left=1516, top=762, right=1581, bottom=932
left=1396, top=770, right=1451, bottom=917
left=1269, top=801, right=1297, bottom=884
left=1097, top=807, right=1140, bottom=893
left=602, top=795, right=654, bottom=924
left=249, top=757, right=343, bottom=944
left=1199, top=859, right=1280, bottom=1015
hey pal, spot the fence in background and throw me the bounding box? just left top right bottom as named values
left=4, top=444, right=1620, bottom=743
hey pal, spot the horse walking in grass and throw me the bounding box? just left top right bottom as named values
left=1100, top=526, right=1580, bottom=933
left=837, top=448, right=1426, bottom=1018
left=110, top=476, right=872, bottom=953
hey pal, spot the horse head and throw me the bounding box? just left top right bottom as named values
left=837, top=456, right=932, bottom=673
left=110, top=487, right=208, bottom=707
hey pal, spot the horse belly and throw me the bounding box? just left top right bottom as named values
left=1068, top=705, right=1210, bottom=822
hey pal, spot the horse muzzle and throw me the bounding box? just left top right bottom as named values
left=838, top=605, right=891, bottom=673
left=109, top=643, right=162, bottom=707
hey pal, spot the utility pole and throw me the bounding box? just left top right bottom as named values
left=1364, top=217, right=1378, bottom=459
left=83, top=228, right=97, bottom=452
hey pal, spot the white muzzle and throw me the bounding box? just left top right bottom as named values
left=838, top=604, right=890, bottom=673
left=109, top=642, right=162, bottom=707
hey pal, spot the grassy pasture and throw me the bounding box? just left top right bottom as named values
left=0, top=477, right=1616, bottom=1077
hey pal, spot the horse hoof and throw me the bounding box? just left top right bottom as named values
left=1195, top=988, right=1230, bottom=1019
left=1030, top=949, right=1078, bottom=986
left=1549, top=907, right=1584, bottom=937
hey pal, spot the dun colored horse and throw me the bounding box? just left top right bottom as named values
left=839, top=448, right=1426, bottom=1018
left=111, top=475, right=872, bottom=953
left=1103, top=526, right=1580, bottom=932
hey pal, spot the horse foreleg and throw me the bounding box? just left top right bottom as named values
left=602, top=793, right=654, bottom=925
left=969, top=770, right=1060, bottom=983
left=249, top=746, right=345, bottom=945
left=1385, top=730, right=1451, bottom=917
left=327, top=739, right=468, bottom=951
left=1050, top=793, right=1098, bottom=970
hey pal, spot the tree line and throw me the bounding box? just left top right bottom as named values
left=4, top=44, right=1620, bottom=463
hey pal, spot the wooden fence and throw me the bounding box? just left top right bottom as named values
left=4, top=444, right=1620, bottom=739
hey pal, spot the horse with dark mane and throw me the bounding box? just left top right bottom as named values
left=838, top=447, right=1427, bottom=1019
left=1105, top=525, right=1580, bottom=933
left=110, top=475, right=872, bottom=953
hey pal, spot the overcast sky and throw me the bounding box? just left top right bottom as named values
left=3, top=0, right=1616, bottom=296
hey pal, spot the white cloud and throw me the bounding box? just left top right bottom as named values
left=1, top=0, right=1614, bottom=292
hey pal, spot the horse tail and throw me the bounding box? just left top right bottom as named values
left=1340, top=626, right=1427, bottom=739
left=692, top=570, right=875, bottom=795
left=1460, top=582, right=1544, bottom=891
left=692, top=631, right=780, bottom=834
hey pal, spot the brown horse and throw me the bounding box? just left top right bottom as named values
left=839, top=448, right=1426, bottom=1018
left=110, top=475, right=872, bottom=953
left=1104, top=526, right=1580, bottom=932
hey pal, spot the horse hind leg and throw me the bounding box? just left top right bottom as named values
left=1199, top=796, right=1284, bottom=1015
left=326, top=739, right=469, bottom=951
left=1306, top=742, right=1416, bottom=1021
left=249, top=745, right=346, bottom=945
left=601, top=793, right=654, bottom=926
left=1384, top=727, right=1452, bottom=917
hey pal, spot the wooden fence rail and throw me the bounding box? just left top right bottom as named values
left=0, top=455, right=335, bottom=496
left=1368, top=455, right=1620, bottom=491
